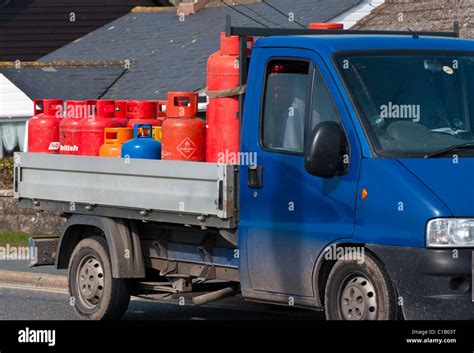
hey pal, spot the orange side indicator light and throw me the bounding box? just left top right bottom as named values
left=361, top=188, right=368, bottom=200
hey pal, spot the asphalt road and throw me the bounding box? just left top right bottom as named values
left=0, top=261, right=325, bottom=320
left=0, top=284, right=325, bottom=320
left=0, top=260, right=67, bottom=275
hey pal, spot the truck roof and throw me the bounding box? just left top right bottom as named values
left=255, top=35, right=474, bottom=54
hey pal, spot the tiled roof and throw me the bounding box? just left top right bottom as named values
left=353, top=0, right=471, bottom=38
left=0, top=0, right=160, bottom=61
left=0, top=67, right=125, bottom=100
left=40, top=0, right=360, bottom=99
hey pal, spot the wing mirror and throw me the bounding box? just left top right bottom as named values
left=305, top=121, right=348, bottom=178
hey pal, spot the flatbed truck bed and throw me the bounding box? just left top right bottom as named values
left=14, top=153, right=238, bottom=229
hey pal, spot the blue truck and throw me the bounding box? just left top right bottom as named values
left=16, top=21, right=474, bottom=320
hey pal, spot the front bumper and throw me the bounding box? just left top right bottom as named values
left=367, top=245, right=472, bottom=320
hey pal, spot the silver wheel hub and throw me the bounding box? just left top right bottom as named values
left=339, top=275, right=377, bottom=320
left=76, top=256, right=104, bottom=309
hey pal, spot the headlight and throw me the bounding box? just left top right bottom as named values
left=427, top=219, right=474, bottom=247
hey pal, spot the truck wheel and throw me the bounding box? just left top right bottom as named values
left=324, top=252, right=398, bottom=320
left=68, top=236, right=130, bottom=320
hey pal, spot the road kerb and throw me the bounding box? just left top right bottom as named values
left=0, top=270, right=67, bottom=289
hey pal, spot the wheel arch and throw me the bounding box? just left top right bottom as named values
left=56, top=215, right=145, bottom=278
left=312, top=242, right=393, bottom=308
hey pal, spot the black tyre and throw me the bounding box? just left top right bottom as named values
left=68, top=236, right=130, bottom=320
left=324, top=252, right=398, bottom=320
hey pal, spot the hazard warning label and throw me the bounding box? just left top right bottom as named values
left=176, top=137, right=197, bottom=159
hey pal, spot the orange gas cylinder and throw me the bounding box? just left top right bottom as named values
left=309, top=23, right=343, bottom=29
left=206, top=32, right=253, bottom=163
left=78, top=100, right=124, bottom=156
left=99, top=127, right=133, bottom=157
left=161, top=92, right=205, bottom=161
left=153, top=126, right=162, bottom=141
left=126, top=100, right=162, bottom=128
left=28, top=99, right=63, bottom=153
left=60, top=100, right=88, bottom=155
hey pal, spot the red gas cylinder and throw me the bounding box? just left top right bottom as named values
left=78, top=99, right=122, bottom=156
left=60, top=100, right=88, bottom=155
left=86, top=100, right=97, bottom=117
left=162, top=92, right=205, bottom=162
left=114, top=100, right=129, bottom=126
left=28, top=99, right=63, bottom=153
left=126, top=100, right=162, bottom=128
left=114, top=100, right=127, bottom=119
left=157, top=100, right=167, bottom=124
left=309, top=23, right=344, bottom=29
left=205, top=32, right=252, bottom=163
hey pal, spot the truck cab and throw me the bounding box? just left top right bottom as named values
left=239, top=34, right=474, bottom=320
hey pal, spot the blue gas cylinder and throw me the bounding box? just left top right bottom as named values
left=121, top=124, right=161, bottom=160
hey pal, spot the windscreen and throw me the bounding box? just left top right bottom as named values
left=335, top=52, right=474, bottom=157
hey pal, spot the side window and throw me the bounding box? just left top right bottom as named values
left=311, top=69, right=342, bottom=132
left=262, top=60, right=310, bottom=153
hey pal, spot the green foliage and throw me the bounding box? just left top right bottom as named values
left=0, top=230, right=55, bottom=246
left=0, top=158, right=14, bottom=189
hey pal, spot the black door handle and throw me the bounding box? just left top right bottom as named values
left=248, top=165, right=263, bottom=189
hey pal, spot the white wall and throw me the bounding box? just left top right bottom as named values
left=0, top=74, right=33, bottom=119
left=0, top=74, right=33, bottom=156
left=330, top=0, right=385, bottom=29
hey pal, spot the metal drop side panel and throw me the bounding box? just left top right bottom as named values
left=14, top=153, right=236, bottom=220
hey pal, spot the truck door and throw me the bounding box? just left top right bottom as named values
left=239, top=48, right=361, bottom=300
